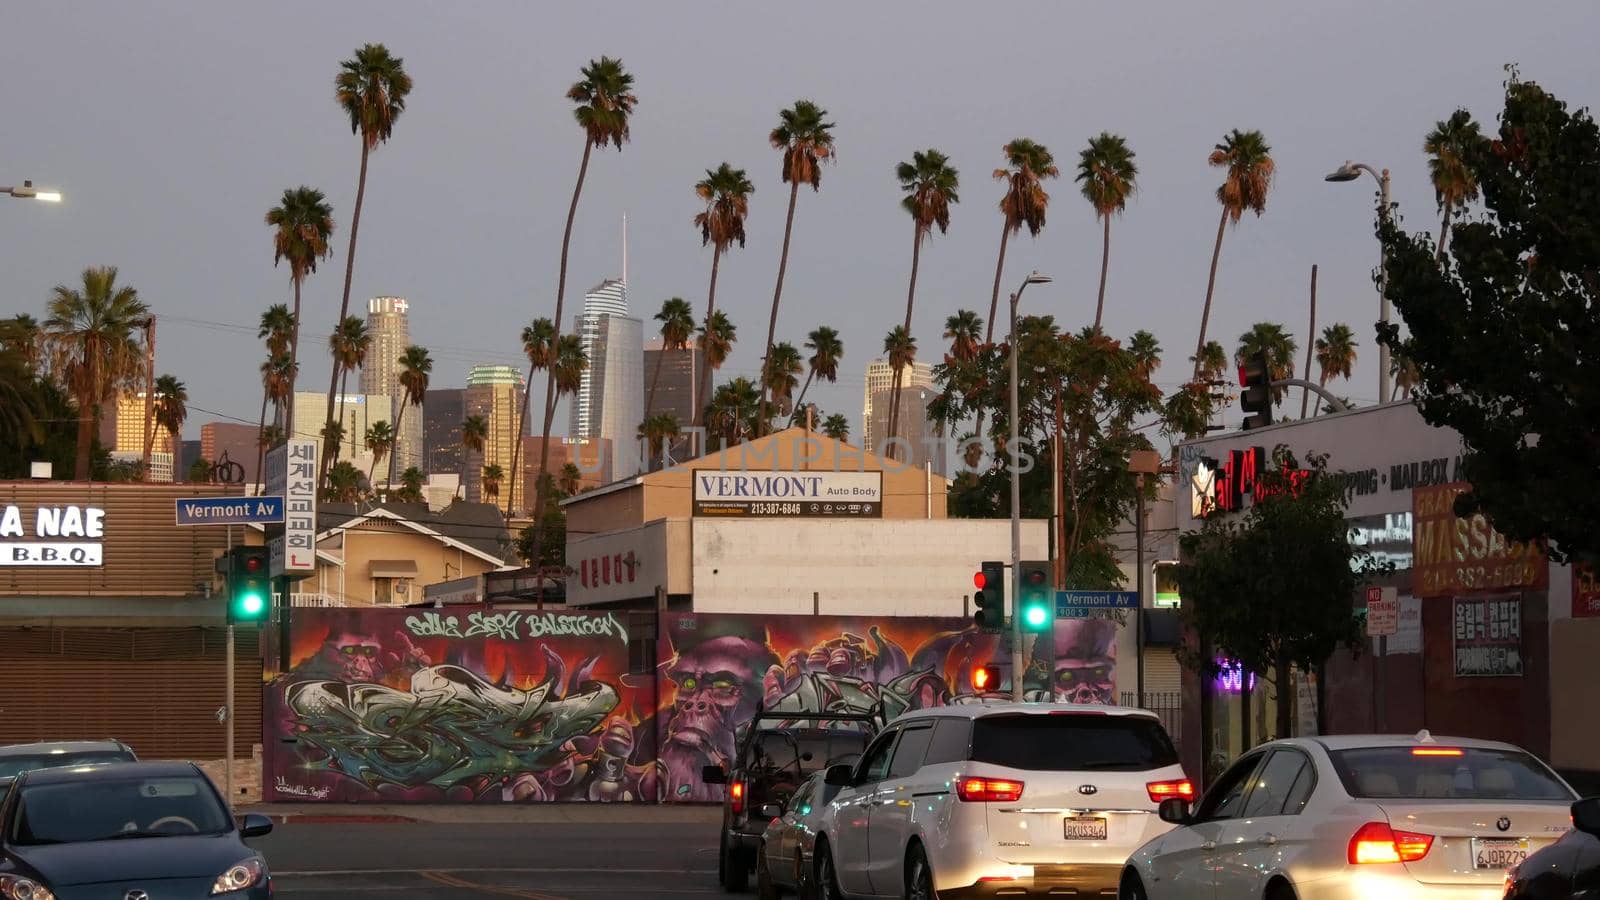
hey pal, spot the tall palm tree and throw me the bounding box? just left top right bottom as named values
left=394, top=466, right=425, bottom=503
left=944, top=310, right=983, bottom=364
left=759, top=100, right=836, bottom=433
left=1235, top=322, right=1297, bottom=405
left=4, top=314, right=43, bottom=373
left=637, top=413, right=681, bottom=471
left=706, top=377, right=762, bottom=447
left=647, top=297, right=695, bottom=417
left=891, top=148, right=959, bottom=453
left=692, top=163, right=754, bottom=433
left=323, top=315, right=369, bottom=468
left=265, top=187, right=335, bottom=425
left=986, top=139, right=1058, bottom=344
left=792, top=325, right=842, bottom=414
left=1391, top=349, right=1420, bottom=400
left=1193, top=129, right=1275, bottom=379
left=821, top=413, right=849, bottom=442
left=548, top=335, right=589, bottom=483
left=1129, top=330, right=1162, bottom=381
left=0, top=323, right=42, bottom=448
left=1192, top=340, right=1228, bottom=382
left=152, top=374, right=187, bottom=482
left=364, top=420, right=395, bottom=490
left=532, top=56, right=637, bottom=546
left=558, top=463, right=583, bottom=497
left=325, top=43, right=412, bottom=481
left=458, top=414, right=487, bottom=500
left=761, top=342, right=803, bottom=424
left=506, top=316, right=555, bottom=513
left=254, top=304, right=294, bottom=480
left=481, top=463, right=504, bottom=502
left=43, top=267, right=150, bottom=480
left=1076, top=133, right=1139, bottom=330
left=386, top=345, right=431, bottom=486
left=1313, top=323, right=1358, bottom=415
left=699, top=311, right=737, bottom=411
left=881, top=325, right=918, bottom=457
left=326, top=461, right=363, bottom=503
left=1424, top=109, right=1482, bottom=261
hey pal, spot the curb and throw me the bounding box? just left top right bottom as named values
left=264, top=814, right=417, bottom=824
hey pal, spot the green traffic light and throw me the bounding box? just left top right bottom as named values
left=1023, top=603, right=1049, bottom=629
left=238, top=593, right=265, bottom=616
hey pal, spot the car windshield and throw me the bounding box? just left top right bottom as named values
left=750, top=730, right=867, bottom=776
left=1329, top=747, right=1575, bottom=801
left=0, top=752, right=131, bottom=780
left=10, top=775, right=231, bottom=845
left=970, top=713, right=1180, bottom=771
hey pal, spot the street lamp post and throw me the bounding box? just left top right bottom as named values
left=1325, top=161, right=1392, bottom=402
left=1008, top=270, right=1052, bottom=702
left=2, top=181, right=63, bottom=203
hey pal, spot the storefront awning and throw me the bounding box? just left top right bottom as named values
left=369, top=559, right=419, bottom=579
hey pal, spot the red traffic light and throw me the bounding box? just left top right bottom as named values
left=1024, top=568, right=1046, bottom=586
left=243, top=556, right=263, bottom=573
left=973, top=571, right=987, bottom=590
left=972, top=664, right=999, bottom=692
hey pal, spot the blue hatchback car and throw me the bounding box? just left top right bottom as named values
left=0, top=761, right=273, bottom=899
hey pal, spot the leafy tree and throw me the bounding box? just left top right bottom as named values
left=1076, top=132, right=1139, bottom=330
left=692, top=163, right=754, bottom=432
left=1177, top=450, right=1382, bottom=742
left=1376, top=72, right=1600, bottom=563
left=265, top=186, right=335, bottom=425
left=325, top=460, right=363, bottom=503
left=187, top=458, right=213, bottom=483
left=892, top=148, right=960, bottom=449
left=793, top=325, right=842, bottom=414
left=1193, top=129, right=1275, bottom=380
left=43, top=266, right=150, bottom=480
left=0, top=319, right=43, bottom=447
left=0, top=378, right=110, bottom=480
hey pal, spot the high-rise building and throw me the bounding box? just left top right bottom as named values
left=99, top=392, right=174, bottom=482
left=642, top=340, right=705, bottom=427
left=291, top=391, right=393, bottom=480
left=423, top=388, right=466, bottom=476
left=519, top=436, right=611, bottom=505
left=199, top=422, right=260, bottom=483
left=463, top=365, right=525, bottom=512
left=569, top=279, right=643, bottom=480
left=862, top=360, right=945, bottom=476
left=361, top=296, right=423, bottom=474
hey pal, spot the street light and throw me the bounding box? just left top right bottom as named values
left=1008, top=269, right=1052, bottom=701
left=3, top=181, right=62, bottom=203
left=1325, top=160, right=1392, bottom=402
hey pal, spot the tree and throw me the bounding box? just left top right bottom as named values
left=1193, top=129, right=1275, bottom=380
left=255, top=304, right=294, bottom=479
left=986, top=139, right=1059, bottom=345
left=1129, top=330, right=1162, bottom=380
left=265, top=186, right=335, bottom=426
left=692, top=163, right=754, bottom=435
left=706, top=377, right=762, bottom=449
left=637, top=412, right=680, bottom=471
left=3, top=314, right=42, bottom=373
left=761, top=341, right=803, bottom=423
left=1376, top=72, right=1600, bottom=563
left=1076, top=133, right=1139, bottom=330
left=890, top=148, right=960, bottom=451
left=187, top=458, right=212, bottom=483
left=559, top=462, right=582, bottom=497
left=460, top=414, right=488, bottom=499
left=364, top=419, right=395, bottom=490
left=531, top=56, right=636, bottom=561
left=553, top=334, right=588, bottom=401
left=326, top=460, right=364, bottom=503
left=43, top=266, right=150, bottom=480
left=386, top=345, right=431, bottom=487
left=323, top=315, right=369, bottom=470
left=0, top=320, right=44, bottom=450
left=0, top=377, right=110, bottom=481
left=1424, top=109, right=1482, bottom=261
left=881, top=326, right=918, bottom=456
left=647, top=297, right=695, bottom=417
left=759, top=100, right=836, bottom=434
left=699, top=310, right=738, bottom=419
left=1234, top=322, right=1297, bottom=405
left=482, top=463, right=504, bottom=502
left=395, top=466, right=425, bottom=504
left=506, top=317, right=555, bottom=513
left=1192, top=340, right=1229, bottom=382
left=153, top=374, right=187, bottom=481
left=944, top=310, right=983, bottom=364
left=1313, top=323, right=1359, bottom=413
left=792, top=325, right=842, bottom=414
left=1177, top=450, right=1381, bottom=742
left=821, top=413, right=849, bottom=442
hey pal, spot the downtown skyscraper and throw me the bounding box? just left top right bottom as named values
left=862, top=359, right=945, bottom=476
left=360, top=296, right=423, bottom=476
left=569, top=278, right=643, bottom=479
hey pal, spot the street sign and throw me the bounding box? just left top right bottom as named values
left=1056, top=590, right=1139, bottom=615
left=174, top=496, right=284, bottom=526
left=1366, top=586, right=1399, bottom=636
left=264, top=440, right=317, bottom=578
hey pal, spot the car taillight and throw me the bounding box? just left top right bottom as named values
left=1348, top=821, right=1434, bottom=864
left=956, top=777, right=1024, bottom=802
left=1146, top=779, right=1195, bottom=803
left=730, top=780, right=745, bottom=815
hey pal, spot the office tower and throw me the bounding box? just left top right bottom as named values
left=361, top=296, right=423, bottom=474
left=290, top=391, right=393, bottom=479
left=569, top=278, right=643, bottom=479
left=99, top=392, right=174, bottom=482
left=642, top=340, right=705, bottom=429
left=423, top=388, right=466, bottom=475
left=519, top=436, right=611, bottom=506
left=198, top=422, right=262, bottom=482
left=862, top=360, right=945, bottom=475
left=463, top=365, right=526, bottom=511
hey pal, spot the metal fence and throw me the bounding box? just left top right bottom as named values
left=1122, top=691, right=1183, bottom=752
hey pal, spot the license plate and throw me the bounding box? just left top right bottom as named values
left=1063, top=817, right=1107, bottom=840
left=1472, top=838, right=1530, bottom=870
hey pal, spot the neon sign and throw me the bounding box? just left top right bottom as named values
left=1215, top=659, right=1257, bottom=693
left=1191, top=446, right=1310, bottom=518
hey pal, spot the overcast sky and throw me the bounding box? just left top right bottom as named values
left=2, top=0, right=1593, bottom=443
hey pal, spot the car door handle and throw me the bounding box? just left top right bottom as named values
left=1258, top=834, right=1279, bottom=846
left=1202, top=841, right=1216, bottom=851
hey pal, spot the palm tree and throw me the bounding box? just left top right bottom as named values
left=881, top=326, right=918, bottom=458
left=944, top=310, right=983, bottom=364
left=1391, top=350, right=1420, bottom=400
left=1193, top=129, right=1275, bottom=379
left=396, top=466, right=425, bottom=503
left=43, top=267, right=150, bottom=480
left=692, top=163, right=755, bottom=436
left=1130, top=330, right=1162, bottom=381
left=892, top=148, right=959, bottom=454
left=324, top=315, right=369, bottom=469
left=637, top=413, right=681, bottom=471
left=699, top=311, right=737, bottom=412
left=558, top=462, right=582, bottom=497
left=326, top=461, right=363, bottom=503
left=460, top=414, right=488, bottom=499
left=326, top=44, right=412, bottom=480
left=762, top=342, right=804, bottom=423
left=265, top=187, right=335, bottom=424
left=153, top=374, right=187, bottom=482
left=1424, top=109, right=1482, bottom=261
left=481, top=463, right=504, bottom=502
left=792, top=325, right=843, bottom=414
left=553, top=334, right=588, bottom=400
left=0, top=324, right=42, bottom=448
left=1313, top=323, right=1359, bottom=412
left=647, top=297, right=695, bottom=417
left=364, top=420, right=395, bottom=490
left=821, top=413, right=849, bottom=442
left=986, top=139, right=1059, bottom=344
left=706, top=377, right=762, bottom=447
left=1192, top=340, right=1228, bottom=382
left=1235, top=322, right=1297, bottom=405
left=1076, top=133, right=1139, bottom=330
left=532, top=56, right=637, bottom=545
left=4, top=314, right=43, bottom=372
left=386, top=345, right=431, bottom=486
left=255, top=304, right=294, bottom=479
left=506, top=316, right=555, bottom=513
left=759, top=100, right=837, bottom=433
left=259, top=424, right=285, bottom=458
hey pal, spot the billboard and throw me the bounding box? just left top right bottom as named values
left=1452, top=595, right=1523, bottom=677
left=691, top=470, right=882, bottom=518
left=1412, top=482, right=1545, bottom=598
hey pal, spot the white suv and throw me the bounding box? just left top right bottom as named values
left=808, top=701, right=1189, bottom=899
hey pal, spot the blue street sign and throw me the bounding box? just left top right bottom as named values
left=174, top=496, right=285, bottom=526
left=1056, top=590, right=1140, bottom=614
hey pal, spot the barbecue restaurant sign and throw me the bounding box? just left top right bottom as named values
left=0, top=504, right=106, bottom=566
left=1412, top=483, right=1545, bottom=598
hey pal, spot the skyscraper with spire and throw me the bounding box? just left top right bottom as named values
left=568, top=215, right=643, bottom=479
left=361, top=296, right=422, bottom=477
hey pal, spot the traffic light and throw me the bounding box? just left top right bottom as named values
left=971, top=663, right=1001, bottom=693
left=1017, top=561, right=1053, bottom=632
left=973, top=560, right=1007, bottom=633
left=1239, top=351, right=1274, bottom=431
left=227, top=546, right=271, bottom=626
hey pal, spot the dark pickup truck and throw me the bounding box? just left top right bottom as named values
left=703, top=709, right=878, bottom=892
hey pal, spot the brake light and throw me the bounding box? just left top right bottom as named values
left=1146, top=779, right=1196, bottom=803
left=730, top=780, right=745, bottom=815
left=957, top=777, right=1024, bottom=802
left=1348, top=821, right=1434, bottom=864
left=1411, top=747, right=1464, bottom=757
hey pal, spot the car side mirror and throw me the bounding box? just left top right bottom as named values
left=824, top=764, right=854, bottom=787
left=701, top=765, right=727, bottom=785
left=238, top=813, right=273, bottom=838
left=1573, top=797, right=1600, bottom=836
left=1158, top=798, right=1193, bottom=826
left=759, top=803, right=784, bottom=820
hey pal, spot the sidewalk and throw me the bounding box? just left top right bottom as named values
left=239, top=801, right=724, bottom=825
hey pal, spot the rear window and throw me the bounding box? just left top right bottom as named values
left=0, top=752, right=132, bottom=780
left=749, top=730, right=868, bottom=775
left=970, top=713, right=1179, bottom=771
left=1329, top=747, right=1575, bottom=801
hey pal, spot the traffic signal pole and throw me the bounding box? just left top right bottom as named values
left=1008, top=289, right=1025, bottom=702
left=225, top=523, right=234, bottom=808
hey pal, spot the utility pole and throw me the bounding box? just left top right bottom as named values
left=141, top=317, right=156, bottom=476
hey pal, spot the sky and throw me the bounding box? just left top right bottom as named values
left=1, top=0, right=1594, bottom=444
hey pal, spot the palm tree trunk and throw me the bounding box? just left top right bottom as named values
left=792, top=369, right=817, bottom=419
left=140, top=320, right=155, bottom=477
left=288, top=277, right=303, bottom=430
left=759, top=180, right=802, bottom=436
left=255, top=389, right=269, bottom=489
left=646, top=345, right=667, bottom=419
left=387, top=402, right=407, bottom=487
left=532, top=140, right=594, bottom=564
left=696, top=247, right=723, bottom=439
left=1275, top=657, right=1294, bottom=741
left=367, top=449, right=382, bottom=491
left=1192, top=208, right=1230, bottom=381
left=74, top=397, right=94, bottom=481
left=975, top=224, right=1014, bottom=446
left=325, top=141, right=372, bottom=485
left=888, top=224, right=924, bottom=462
left=1436, top=207, right=1453, bottom=262
left=169, top=428, right=183, bottom=483
left=506, top=369, right=532, bottom=514
left=1093, top=215, right=1111, bottom=331
left=1300, top=264, right=1318, bottom=419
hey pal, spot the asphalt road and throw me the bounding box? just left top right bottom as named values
left=256, top=822, right=720, bottom=899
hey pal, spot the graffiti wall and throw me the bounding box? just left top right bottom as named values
left=265, top=607, right=1116, bottom=803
